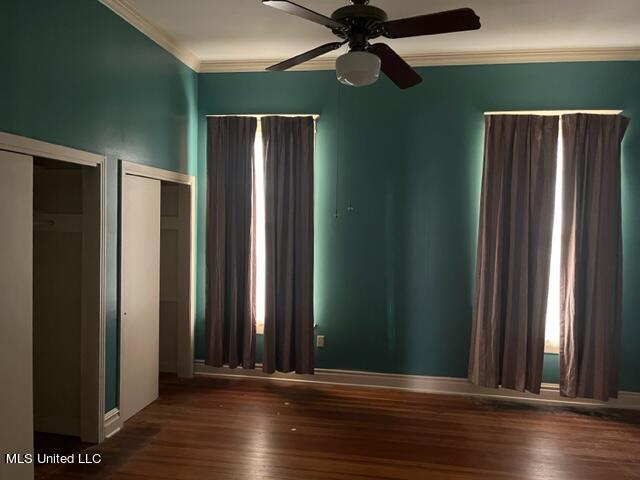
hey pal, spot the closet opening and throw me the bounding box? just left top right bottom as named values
left=159, top=181, right=191, bottom=376
left=32, top=156, right=102, bottom=459
left=119, top=162, right=194, bottom=425
left=1, top=134, right=105, bottom=480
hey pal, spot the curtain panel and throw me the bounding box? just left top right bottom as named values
left=560, top=113, right=630, bottom=401
left=205, top=116, right=257, bottom=369
left=469, top=114, right=559, bottom=393
left=261, top=116, right=315, bottom=374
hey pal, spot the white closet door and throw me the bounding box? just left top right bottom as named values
left=0, top=150, right=33, bottom=480
left=120, top=174, right=161, bottom=422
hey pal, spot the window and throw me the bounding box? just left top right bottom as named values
left=254, top=122, right=266, bottom=335
left=544, top=123, right=563, bottom=354
left=250, top=115, right=317, bottom=335
left=487, top=110, right=621, bottom=354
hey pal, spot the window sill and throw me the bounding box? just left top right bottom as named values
left=544, top=340, right=559, bottom=355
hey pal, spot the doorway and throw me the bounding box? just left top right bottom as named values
left=33, top=158, right=88, bottom=437
left=119, top=162, right=194, bottom=424
left=159, top=181, right=192, bottom=375
left=0, top=133, right=106, bottom=480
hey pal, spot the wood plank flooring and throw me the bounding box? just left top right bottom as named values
left=36, top=374, right=640, bottom=479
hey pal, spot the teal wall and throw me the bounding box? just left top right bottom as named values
left=3, top=1, right=639, bottom=417
left=1, top=0, right=198, bottom=411
left=197, top=62, right=640, bottom=391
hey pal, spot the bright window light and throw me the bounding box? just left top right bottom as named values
left=254, top=123, right=266, bottom=335
left=486, top=110, right=622, bottom=355
left=544, top=124, right=563, bottom=354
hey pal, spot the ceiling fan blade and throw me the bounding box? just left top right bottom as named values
left=267, top=42, right=346, bottom=71
left=262, top=0, right=345, bottom=30
left=381, top=8, right=480, bottom=39
left=369, top=43, right=422, bottom=90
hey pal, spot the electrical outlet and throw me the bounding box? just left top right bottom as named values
left=316, top=335, right=325, bottom=348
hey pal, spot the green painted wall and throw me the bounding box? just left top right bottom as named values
left=1, top=0, right=198, bottom=411
left=3, top=1, right=639, bottom=417
left=197, top=62, right=640, bottom=391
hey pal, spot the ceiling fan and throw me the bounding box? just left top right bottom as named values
left=262, top=0, right=481, bottom=89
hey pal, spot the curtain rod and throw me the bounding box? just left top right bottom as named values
left=206, top=114, right=320, bottom=120
left=485, top=109, right=622, bottom=116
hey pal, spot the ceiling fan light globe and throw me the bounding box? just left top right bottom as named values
left=335, top=51, right=381, bottom=87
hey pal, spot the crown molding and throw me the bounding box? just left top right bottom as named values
left=98, top=0, right=199, bottom=71
left=96, top=1, right=640, bottom=74
left=198, top=46, right=640, bottom=73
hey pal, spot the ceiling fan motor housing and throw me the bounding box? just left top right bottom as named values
left=331, top=4, right=388, bottom=50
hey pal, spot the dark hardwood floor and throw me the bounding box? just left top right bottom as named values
left=36, top=374, right=640, bottom=479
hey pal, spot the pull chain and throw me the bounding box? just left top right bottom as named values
left=347, top=89, right=355, bottom=214
left=335, top=83, right=342, bottom=219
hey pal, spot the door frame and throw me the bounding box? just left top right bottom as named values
left=118, top=161, right=196, bottom=416
left=0, top=132, right=107, bottom=443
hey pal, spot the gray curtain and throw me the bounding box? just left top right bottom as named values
left=261, top=116, right=315, bottom=374
left=205, top=116, right=257, bottom=369
left=469, top=115, right=559, bottom=393
left=560, top=113, right=630, bottom=401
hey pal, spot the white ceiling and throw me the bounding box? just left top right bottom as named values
left=123, top=0, right=640, bottom=67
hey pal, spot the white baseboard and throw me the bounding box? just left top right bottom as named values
left=194, top=360, right=640, bottom=410
left=103, top=408, right=122, bottom=439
